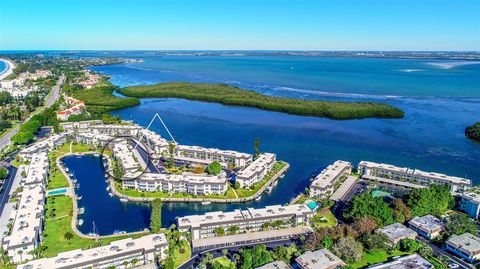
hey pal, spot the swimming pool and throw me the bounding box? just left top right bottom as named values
left=48, top=188, right=68, bottom=196
left=306, top=201, right=318, bottom=210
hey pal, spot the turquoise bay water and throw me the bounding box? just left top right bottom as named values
left=0, top=60, right=7, bottom=75
left=79, top=55, right=480, bottom=233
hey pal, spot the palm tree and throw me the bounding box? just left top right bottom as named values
left=17, top=250, right=23, bottom=262
left=64, top=231, right=74, bottom=243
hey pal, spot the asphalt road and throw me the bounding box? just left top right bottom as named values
left=417, top=237, right=475, bottom=269
left=45, top=74, right=65, bottom=107
left=0, top=165, right=18, bottom=216
left=0, top=74, right=64, bottom=152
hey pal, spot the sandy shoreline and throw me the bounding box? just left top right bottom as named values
left=0, top=58, right=15, bottom=80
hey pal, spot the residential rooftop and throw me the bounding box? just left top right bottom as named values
left=18, top=234, right=169, bottom=269
left=295, top=248, right=345, bottom=269
left=236, top=153, right=275, bottom=179
left=178, top=204, right=313, bottom=229
left=310, top=160, right=351, bottom=190
left=255, top=260, right=291, bottom=269
left=378, top=222, right=417, bottom=243
left=408, top=215, right=444, bottom=234
left=446, top=233, right=480, bottom=255
left=368, top=254, right=433, bottom=269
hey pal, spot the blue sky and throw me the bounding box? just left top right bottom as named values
left=1, top=0, right=479, bottom=51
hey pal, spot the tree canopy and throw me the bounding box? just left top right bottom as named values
left=343, top=191, right=394, bottom=227
left=406, top=185, right=453, bottom=217
left=207, top=161, right=222, bottom=175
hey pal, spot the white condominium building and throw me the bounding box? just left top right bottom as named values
left=358, top=161, right=471, bottom=191
left=174, top=144, right=253, bottom=168
left=76, top=133, right=113, bottom=148
left=60, top=120, right=102, bottom=133
left=445, top=233, right=480, bottom=262
left=2, top=185, right=45, bottom=263
left=309, top=160, right=352, bottom=198
left=177, top=203, right=315, bottom=240
left=111, top=139, right=141, bottom=175
left=122, top=172, right=228, bottom=196
left=235, top=153, right=276, bottom=188
left=18, top=233, right=169, bottom=269
left=295, top=249, right=345, bottom=269
left=137, top=128, right=169, bottom=154
left=90, top=124, right=143, bottom=137
left=23, top=152, right=49, bottom=186
left=18, top=133, right=67, bottom=160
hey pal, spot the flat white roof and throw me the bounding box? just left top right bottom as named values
left=178, top=203, right=313, bottom=229
left=18, top=233, right=169, bottom=269
left=256, top=260, right=291, bottom=269
left=112, top=139, right=140, bottom=171
left=446, top=233, right=480, bottom=254
left=311, top=160, right=351, bottom=189
left=236, top=153, right=275, bottom=179
left=4, top=185, right=45, bottom=248
left=19, top=133, right=67, bottom=155
left=176, top=144, right=252, bottom=159
left=359, top=161, right=471, bottom=186
left=136, top=172, right=227, bottom=185
left=295, top=249, right=345, bottom=269
left=24, top=152, right=49, bottom=185
left=408, top=215, right=444, bottom=233
left=378, top=223, right=417, bottom=242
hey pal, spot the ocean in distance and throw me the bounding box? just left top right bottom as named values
left=67, top=54, right=480, bottom=234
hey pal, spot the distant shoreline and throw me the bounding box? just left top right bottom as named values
left=0, top=58, right=15, bottom=80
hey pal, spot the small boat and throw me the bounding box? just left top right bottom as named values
left=280, top=174, right=285, bottom=178
left=78, top=208, right=85, bottom=215
left=266, top=186, right=273, bottom=193
left=94, top=153, right=100, bottom=157
left=201, top=201, right=211, bottom=205
left=104, top=173, right=109, bottom=178
left=120, top=198, right=128, bottom=202
left=108, top=192, right=114, bottom=197
left=76, top=195, right=82, bottom=201
left=87, top=233, right=99, bottom=237
left=77, top=219, right=83, bottom=226
left=255, top=196, right=261, bottom=201
left=65, top=167, right=70, bottom=172
left=68, top=173, right=74, bottom=177
left=74, top=183, right=80, bottom=189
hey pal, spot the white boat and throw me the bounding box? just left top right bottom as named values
left=255, top=196, right=261, bottom=201
left=201, top=201, right=211, bottom=205
left=280, top=174, right=285, bottom=178
left=109, top=192, right=114, bottom=197
left=76, top=195, right=82, bottom=201
left=266, top=186, right=273, bottom=193
left=77, top=219, right=83, bottom=226
left=94, top=153, right=100, bottom=157
left=120, top=198, right=128, bottom=202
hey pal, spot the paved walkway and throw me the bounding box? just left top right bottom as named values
left=0, top=203, right=14, bottom=243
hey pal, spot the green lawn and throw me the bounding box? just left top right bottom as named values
left=312, top=209, right=337, bottom=228
left=350, top=250, right=406, bottom=269
left=42, top=195, right=146, bottom=257
left=234, top=161, right=287, bottom=198
left=209, top=256, right=235, bottom=268
left=47, top=151, right=69, bottom=190
left=71, top=143, right=97, bottom=153
left=173, top=241, right=192, bottom=268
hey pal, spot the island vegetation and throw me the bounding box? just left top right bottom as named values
left=118, top=82, right=405, bottom=120
left=465, top=122, right=480, bottom=142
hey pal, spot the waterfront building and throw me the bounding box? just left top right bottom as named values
left=2, top=185, right=45, bottom=263
left=90, top=124, right=143, bottom=137
left=309, top=160, right=352, bottom=199
left=459, top=191, right=480, bottom=219
left=368, top=254, right=433, bottom=269
left=256, top=260, right=291, bottom=269
left=445, top=233, right=480, bottom=262
left=18, top=233, right=169, bottom=269
left=377, top=223, right=417, bottom=245
left=408, top=215, right=445, bottom=239
left=173, top=144, right=253, bottom=168
left=122, top=172, right=228, bottom=196
left=76, top=132, right=113, bottom=148
left=358, top=161, right=471, bottom=191
left=60, top=120, right=102, bottom=133
left=235, top=153, right=276, bottom=188
left=177, top=203, right=315, bottom=240
left=18, top=133, right=67, bottom=160
left=295, top=248, right=345, bottom=269
left=137, top=128, right=169, bottom=154
left=111, top=138, right=141, bottom=175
